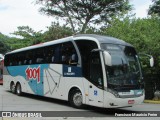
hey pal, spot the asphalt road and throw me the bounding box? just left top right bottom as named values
left=0, top=85, right=159, bottom=120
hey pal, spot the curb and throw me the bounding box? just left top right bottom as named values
left=144, top=100, right=160, bottom=104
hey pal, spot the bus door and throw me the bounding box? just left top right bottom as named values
left=88, top=52, right=104, bottom=107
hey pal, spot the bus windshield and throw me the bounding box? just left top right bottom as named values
left=101, top=44, right=142, bottom=91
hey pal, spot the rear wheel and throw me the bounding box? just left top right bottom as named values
left=69, top=89, right=83, bottom=108
left=16, top=83, right=22, bottom=96
left=10, top=82, right=15, bottom=93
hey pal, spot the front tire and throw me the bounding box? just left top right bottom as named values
left=16, top=83, right=22, bottom=96
left=69, top=89, right=83, bottom=108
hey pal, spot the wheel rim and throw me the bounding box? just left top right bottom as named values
left=11, top=84, right=15, bottom=93
left=16, top=84, right=21, bottom=94
left=73, top=92, right=82, bottom=107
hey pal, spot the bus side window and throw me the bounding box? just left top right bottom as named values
left=24, top=60, right=27, bottom=65
left=6, top=55, right=12, bottom=66
left=69, top=49, right=78, bottom=65
left=36, top=58, right=43, bottom=63
left=12, top=55, right=18, bottom=66
left=61, top=43, right=69, bottom=64
left=17, top=53, right=24, bottom=65
left=34, top=48, right=44, bottom=64
left=60, top=42, right=78, bottom=66
left=49, top=47, right=55, bottom=63
left=23, top=53, right=27, bottom=65
left=51, top=56, right=54, bottom=62
left=22, top=50, right=33, bottom=65
left=44, top=44, right=61, bottom=64
left=18, top=61, right=22, bottom=65
left=53, top=45, right=61, bottom=64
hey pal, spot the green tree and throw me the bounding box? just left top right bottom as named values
left=148, top=0, right=160, bottom=16
left=12, top=26, right=44, bottom=45
left=5, top=37, right=28, bottom=50
left=43, top=22, right=73, bottom=42
left=10, top=23, right=73, bottom=49
left=36, top=0, right=131, bottom=33
left=0, top=33, right=10, bottom=53
left=0, top=40, right=9, bottom=54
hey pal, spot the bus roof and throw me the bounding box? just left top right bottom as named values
left=6, top=34, right=132, bottom=55
left=74, top=34, right=132, bottom=46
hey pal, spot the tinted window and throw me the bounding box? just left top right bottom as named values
left=5, top=42, right=78, bottom=66
left=60, top=42, right=78, bottom=65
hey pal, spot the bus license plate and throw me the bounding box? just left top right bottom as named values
left=128, top=100, right=135, bottom=104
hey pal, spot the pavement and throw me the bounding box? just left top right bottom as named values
left=144, top=100, right=160, bottom=104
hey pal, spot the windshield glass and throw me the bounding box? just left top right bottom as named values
left=101, top=44, right=142, bottom=91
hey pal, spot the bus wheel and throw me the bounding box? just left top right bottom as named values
left=16, top=83, right=22, bottom=96
left=70, top=89, right=83, bottom=108
left=10, top=82, right=15, bottom=93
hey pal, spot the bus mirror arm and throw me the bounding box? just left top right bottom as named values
left=138, top=53, right=154, bottom=67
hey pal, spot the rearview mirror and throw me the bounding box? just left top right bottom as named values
left=91, top=49, right=112, bottom=66
left=103, top=51, right=112, bottom=66
left=150, top=56, right=154, bottom=67
left=138, top=53, right=154, bottom=67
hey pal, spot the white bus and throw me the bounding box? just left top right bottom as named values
left=3, top=34, right=152, bottom=108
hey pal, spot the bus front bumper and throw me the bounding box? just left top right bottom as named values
left=104, top=92, right=145, bottom=108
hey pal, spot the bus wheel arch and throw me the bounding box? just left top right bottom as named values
left=68, top=87, right=83, bottom=108
left=10, top=81, right=16, bottom=93
left=15, top=82, right=22, bottom=96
